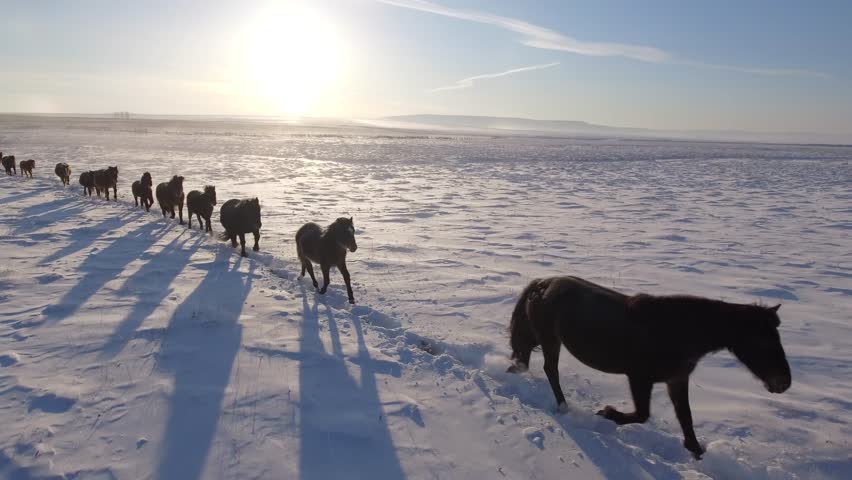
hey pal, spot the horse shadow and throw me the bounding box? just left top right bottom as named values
left=155, top=247, right=251, bottom=480
left=13, top=198, right=89, bottom=235
left=40, top=221, right=171, bottom=324
left=97, top=234, right=204, bottom=359
left=298, top=284, right=406, bottom=480
left=39, top=211, right=138, bottom=266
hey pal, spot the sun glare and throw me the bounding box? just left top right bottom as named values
left=239, top=2, right=344, bottom=116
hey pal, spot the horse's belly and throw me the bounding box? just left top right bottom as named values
left=559, top=321, right=639, bottom=375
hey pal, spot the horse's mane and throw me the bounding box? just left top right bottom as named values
left=327, top=217, right=351, bottom=234
left=628, top=294, right=780, bottom=329
left=203, top=185, right=215, bottom=193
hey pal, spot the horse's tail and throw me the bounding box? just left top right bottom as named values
left=218, top=229, right=231, bottom=242
left=508, top=279, right=543, bottom=368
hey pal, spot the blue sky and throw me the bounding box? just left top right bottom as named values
left=1, top=0, right=850, bottom=134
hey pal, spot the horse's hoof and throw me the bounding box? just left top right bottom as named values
left=506, top=362, right=528, bottom=374
left=318, top=289, right=327, bottom=295
left=556, top=402, right=571, bottom=414
left=253, top=246, right=259, bottom=252
left=348, top=298, right=355, bottom=304
left=596, top=406, right=617, bottom=419
left=684, top=440, right=705, bottom=460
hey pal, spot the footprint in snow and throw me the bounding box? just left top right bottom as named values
left=523, top=427, right=545, bottom=450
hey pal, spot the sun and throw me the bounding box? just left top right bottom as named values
left=238, top=2, right=344, bottom=116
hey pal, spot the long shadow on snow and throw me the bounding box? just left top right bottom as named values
left=13, top=198, right=88, bottom=235
left=0, top=184, right=54, bottom=206
left=298, top=284, right=405, bottom=480
left=39, top=210, right=139, bottom=266
left=155, top=247, right=251, bottom=480
left=40, top=221, right=171, bottom=323
left=97, top=234, right=204, bottom=359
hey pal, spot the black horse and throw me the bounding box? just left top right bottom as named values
left=19, top=159, right=35, bottom=178
left=79, top=171, right=96, bottom=196
left=132, top=172, right=154, bottom=211
left=296, top=217, right=358, bottom=304
left=219, top=198, right=261, bottom=257
left=55, top=162, right=72, bottom=186
left=186, top=185, right=217, bottom=232
left=507, top=276, right=791, bottom=459
left=1, top=154, right=15, bottom=176
left=155, top=175, right=185, bottom=223
left=93, top=166, right=118, bottom=199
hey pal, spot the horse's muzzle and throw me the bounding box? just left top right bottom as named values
left=765, top=376, right=791, bottom=394
left=349, top=244, right=357, bottom=253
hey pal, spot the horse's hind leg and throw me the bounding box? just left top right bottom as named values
left=304, top=261, right=318, bottom=289
left=598, top=375, right=652, bottom=425
left=541, top=340, right=567, bottom=409
left=667, top=376, right=704, bottom=459
left=318, top=264, right=331, bottom=294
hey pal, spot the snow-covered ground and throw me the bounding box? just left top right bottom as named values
left=0, top=115, right=850, bottom=479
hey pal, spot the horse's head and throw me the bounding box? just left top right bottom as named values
left=250, top=198, right=262, bottom=228
left=333, top=217, right=357, bottom=253
left=205, top=185, right=217, bottom=205
left=728, top=304, right=791, bottom=394
left=142, top=172, right=152, bottom=186
left=171, top=175, right=184, bottom=190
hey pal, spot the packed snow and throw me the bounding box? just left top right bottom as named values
left=0, top=115, right=850, bottom=479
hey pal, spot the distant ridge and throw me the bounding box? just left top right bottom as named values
left=382, top=114, right=852, bottom=145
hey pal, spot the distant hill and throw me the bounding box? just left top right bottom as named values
left=381, top=114, right=851, bottom=145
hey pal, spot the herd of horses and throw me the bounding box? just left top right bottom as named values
left=2, top=154, right=793, bottom=459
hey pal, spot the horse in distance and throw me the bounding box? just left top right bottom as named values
left=296, top=217, right=358, bottom=304
left=79, top=171, right=96, bottom=196
left=93, top=166, right=118, bottom=199
left=186, top=185, right=217, bottom=233
left=132, top=172, right=154, bottom=211
left=19, top=159, right=35, bottom=178
left=155, top=175, right=185, bottom=223
left=219, top=198, right=261, bottom=257
left=54, top=162, right=72, bottom=186
left=507, top=276, right=791, bottom=459
left=2, top=154, right=17, bottom=176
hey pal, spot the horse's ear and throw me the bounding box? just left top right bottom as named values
left=769, top=304, right=781, bottom=313
left=349, top=216, right=353, bottom=223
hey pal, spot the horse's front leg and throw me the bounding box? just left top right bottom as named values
left=541, top=340, right=567, bottom=409
left=177, top=201, right=184, bottom=224
left=113, top=185, right=117, bottom=201
left=238, top=233, right=247, bottom=257
left=318, top=264, right=331, bottom=294
left=252, top=230, right=260, bottom=251
left=598, top=375, right=652, bottom=425
left=667, top=376, right=704, bottom=459
left=187, top=210, right=193, bottom=229
left=338, top=262, right=355, bottom=304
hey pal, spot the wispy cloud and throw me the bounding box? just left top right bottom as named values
left=429, top=62, right=559, bottom=92
left=377, top=0, right=829, bottom=78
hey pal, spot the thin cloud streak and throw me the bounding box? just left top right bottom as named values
left=378, top=0, right=669, bottom=62
left=429, top=62, right=560, bottom=92
left=377, top=0, right=829, bottom=78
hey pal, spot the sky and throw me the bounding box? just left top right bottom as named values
left=1, top=0, right=851, bottom=135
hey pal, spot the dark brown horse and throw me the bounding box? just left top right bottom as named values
left=54, top=162, right=72, bottom=186
left=186, top=185, right=217, bottom=232
left=93, top=166, right=118, bottom=199
left=2, top=154, right=17, bottom=175
left=79, top=171, right=96, bottom=196
left=19, top=159, right=35, bottom=178
left=132, top=172, right=154, bottom=211
left=296, top=217, right=358, bottom=304
left=507, top=276, right=791, bottom=459
left=155, top=175, right=185, bottom=223
left=219, top=198, right=261, bottom=257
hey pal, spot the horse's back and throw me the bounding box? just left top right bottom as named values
left=531, top=276, right=642, bottom=374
